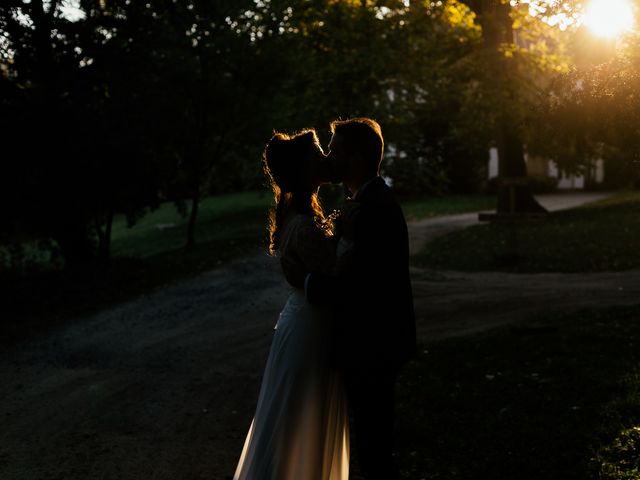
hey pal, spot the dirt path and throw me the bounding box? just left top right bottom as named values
left=1, top=192, right=635, bottom=480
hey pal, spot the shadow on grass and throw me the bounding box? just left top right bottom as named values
left=394, top=305, right=640, bottom=479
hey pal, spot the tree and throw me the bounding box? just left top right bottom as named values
left=380, top=1, right=491, bottom=194
left=109, top=0, right=271, bottom=248
left=1, top=1, right=99, bottom=265
left=532, top=30, right=640, bottom=189
left=457, top=0, right=540, bottom=211
left=0, top=1, right=180, bottom=263
left=0, top=0, right=267, bottom=262
left=241, top=0, right=490, bottom=195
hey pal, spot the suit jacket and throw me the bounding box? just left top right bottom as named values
left=307, top=177, right=416, bottom=372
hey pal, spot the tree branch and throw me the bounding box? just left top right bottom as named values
left=49, top=0, right=61, bottom=19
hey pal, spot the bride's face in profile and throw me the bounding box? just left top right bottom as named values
left=305, top=140, right=330, bottom=189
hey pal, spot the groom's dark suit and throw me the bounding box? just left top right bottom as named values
left=306, top=176, right=416, bottom=480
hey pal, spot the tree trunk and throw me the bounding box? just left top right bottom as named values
left=471, top=0, right=546, bottom=213
left=186, top=183, right=200, bottom=249
left=495, top=116, right=546, bottom=212
left=104, top=210, right=113, bottom=258
left=184, top=51, right=212, bottom=249
left=98, top=210, right=114, bottom=261
left=53, top=221, right=95, bottom=268
left=30, top=0, right=57, bottom=94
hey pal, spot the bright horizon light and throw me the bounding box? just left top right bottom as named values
left=582, top=0, right=635, bottom=39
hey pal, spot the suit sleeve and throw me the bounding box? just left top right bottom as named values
left=306, top=203, right=402, bottom=305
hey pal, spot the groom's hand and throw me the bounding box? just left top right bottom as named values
left=281, top=256, right=307, bottom=289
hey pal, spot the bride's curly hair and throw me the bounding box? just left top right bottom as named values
left=263, top=129, right=329, bottom=255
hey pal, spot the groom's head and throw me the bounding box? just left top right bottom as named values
left=327, top=118, right=384, bottom=189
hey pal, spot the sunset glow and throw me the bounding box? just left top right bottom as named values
left=583, top=0, right=634, bottom=38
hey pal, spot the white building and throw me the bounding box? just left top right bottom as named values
left=488, top=147, right=604, bottom=189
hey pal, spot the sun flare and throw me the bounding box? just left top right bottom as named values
left=583, top=0, right=635, bottom=39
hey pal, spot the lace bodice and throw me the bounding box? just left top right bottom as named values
left=279, top=214, right=337, bottom=276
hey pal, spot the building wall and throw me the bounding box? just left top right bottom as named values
left=488, top=148, right=604, bottom=190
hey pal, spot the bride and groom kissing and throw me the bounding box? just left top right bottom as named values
left=234, top=118, right=416, bottom=480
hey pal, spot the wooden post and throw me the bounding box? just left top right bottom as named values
left=478, top=177, right=547, bottom=264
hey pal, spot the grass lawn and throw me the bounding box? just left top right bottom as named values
left=400, top=194, right=495, bottom=222
left=0, top=191, right=495, bottom=270
left=110, top=190, right=273, bottom=259
left=414, top=191, right=640, bottom=273
left=108, top=190, right=495, bottom=259
left=394, top=304, right=640, bottom=479
left=1, top=191, right=493, bottom=342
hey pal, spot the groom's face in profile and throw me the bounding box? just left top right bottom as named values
left=326, top=133, right=349, bottom=184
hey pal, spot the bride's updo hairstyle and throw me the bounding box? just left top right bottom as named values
left=263, top=129, right=327, bottom=255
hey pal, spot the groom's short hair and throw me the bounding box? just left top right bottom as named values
left=330, top=118, right=384, bottom=174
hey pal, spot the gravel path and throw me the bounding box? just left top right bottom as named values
left=1, top=191, right=636, bottom=480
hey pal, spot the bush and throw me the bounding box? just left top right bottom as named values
left=597, top=426, right=640, bottom=480
left=383, top=154, right=449, bottom=196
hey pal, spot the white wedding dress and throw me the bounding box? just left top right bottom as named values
left=233, top=214, right=349, bottom=480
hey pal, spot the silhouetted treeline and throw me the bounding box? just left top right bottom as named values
left=1, top=1, right=638, bottom=267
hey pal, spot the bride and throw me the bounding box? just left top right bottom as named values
left=233, top=129, right=349, bottom=480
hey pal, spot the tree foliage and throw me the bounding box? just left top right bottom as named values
left=2, top=0, right=634, bottom=267
left=531, top=17, right=640, bottom=189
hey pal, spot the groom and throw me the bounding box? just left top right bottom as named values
left=292, top=118, right=416, bottom=480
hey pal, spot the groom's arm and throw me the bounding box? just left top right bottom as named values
left=306, top=204, right=391, bottom=305
left=305, top=270, right=349, bottom=305
left=307, top=200, right=408, bottom=303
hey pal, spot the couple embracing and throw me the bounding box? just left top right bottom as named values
left=234, top=118, right=416, bottom=480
